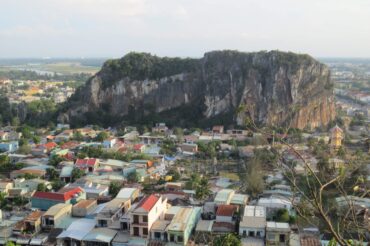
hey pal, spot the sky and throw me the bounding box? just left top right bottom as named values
left=0, top=0, right=370, bottom=58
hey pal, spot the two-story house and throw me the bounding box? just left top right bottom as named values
left=130, top=195, right=167, bottom=238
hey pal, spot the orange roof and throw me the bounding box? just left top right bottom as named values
left=44, top=142, right=57, bottom=150
left=25, top=211, right=43, bottom=221
left=216, top=205, right=237, bottom=216
left=137, top=195, right=159, bottom=211
left=32, top=187, right=83, bottom=202
left=73, top=199, right=96, bottom=209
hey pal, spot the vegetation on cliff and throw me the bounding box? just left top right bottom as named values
left=100, top=52, right=199, bottom=87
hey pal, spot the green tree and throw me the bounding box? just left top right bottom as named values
left=51, top=180, right=66, bottom=191
left=167, top=169, right=181, bottom=181
left=72, top=168, right=85, bottom=181
left=127, top=170, right=140, bottom=183
left=6, top=241, right=20, bottom=246
left=243, top=157, right=265, bottom=198
left=214, top=233, right=241, bottom=246
left=0, top=155, right=10, bottom=165
left=37, top=183, right=48, bottom=192
left=73, top=131, right=84, bottom=141
left=32, top=136, right=41, bottom=144
left=46, top=168, right=59, bottom=181
left=185, top=173, right=201, bottom=189
left=17, top=144, right=31, bottom=154
left=48, top=155, right=65, bottom=167
left=109, top=181, right=122, bottom=198
left=195, top=177, right=212, bottom=200
left=24, top=173, right=38, bottom=179
left=337, top=146, right=346, bottom=158
left=95, top=131, right=109, bottom=142
left=275, top=208, right=290, bottom=222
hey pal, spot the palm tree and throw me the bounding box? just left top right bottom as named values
left=195, top=177, right=211, bottom=200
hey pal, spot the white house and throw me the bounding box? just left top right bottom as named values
left=130, top=195, right=167, bottom=238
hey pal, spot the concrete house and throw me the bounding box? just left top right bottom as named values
left=31, top=187, right=86, bottom=210
left=0, top=180, right=13, bottom=195
left=0, top=141, right=19, bottom=152
left=257, top=197, right=293, bottom=218
left=103, top=138, right=117, bottom=148
left=96, top=198, right=131, bottom=228
left=72, top=199, right=97, bottom=217
left=266, top=222, right=291, bottom=246
left=167, top=207, right=202, bottom=245
left=56, top=218, right=96, bottom=246
left=83, top=227, right=118, bottom=246
left=130, top=195, right=167, bottom=238
left=75, top=158, right=99, bottom=173
left=214, top=189, right=235, bottom=205
left=149, top=219, right=171, bottom=242
left=42, top=203, right=72, bottom=231
left=12, top=210, right=43, bottom=236
left=239, top=206, right=266, bottom=239
left=215, top=205, right=238, bottom=223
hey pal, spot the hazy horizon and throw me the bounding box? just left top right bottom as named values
left=1, top=0, right=370, bottom=58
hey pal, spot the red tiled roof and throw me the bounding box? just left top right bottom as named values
left=32, top=187, right=83, bottom=202
left=75, top=158, right=97, bottom=167
left=137, top=195, right=159, bottom=211
left=61, top=141, right=80, bottom=149
left=44, top=142, right=57, bottom=150
left=133, top=144, right=144, bottom=150
left=300, top=235, right=321, bottom=246
left=216, top=205, right=237, bottom=216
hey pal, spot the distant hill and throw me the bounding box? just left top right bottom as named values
left=59, top=50, right=336, bottom=129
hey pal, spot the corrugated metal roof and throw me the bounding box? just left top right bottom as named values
left=83, top=228, right=117, bottom=243
left=57, top=218, right=96, bottom=240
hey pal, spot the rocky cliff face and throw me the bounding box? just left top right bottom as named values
left=59, top=50, right=336, bottom=129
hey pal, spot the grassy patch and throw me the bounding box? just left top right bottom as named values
left=219, top=171, right=240, bottom=181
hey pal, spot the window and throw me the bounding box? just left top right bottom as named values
left=257, top=231, right=261, bottom=237
left=142, top=215, right=148, bottom=223
left=154, top=232, right=161, bottom=239
left=133, top=227, right=139, bottom=236
left=133, top=215, right=139, bottom=224
left=243, top=230, right=247, bottom=237
left=177, top=236, right=183, bottom=243
left=170, top=234, right=175, bottom=242
left=121, top=222, right=128, bottom=230
left=267, top=233, right=275, bottom=241
left=143, top=228, right=148, bottom=235
left=279, top=234, right=286, bottom=243
left=98, top=220, right=107, bottom=227
left=249, top=231, right=255, bottom=237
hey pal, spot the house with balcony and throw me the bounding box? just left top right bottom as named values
left=96, top=198, right=131, bottom=228
left=130, top=195, right=167, bottom=238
